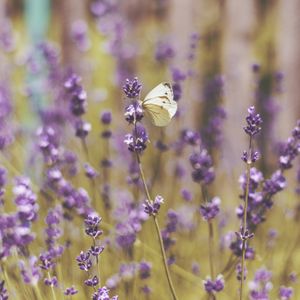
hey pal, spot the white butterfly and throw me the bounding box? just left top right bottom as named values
left=141, top=82, right=177, bottom=127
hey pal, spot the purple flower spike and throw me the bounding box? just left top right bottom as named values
left=123, top=77, right=142, bottom=99
left=44, top=276, right=58, bottom=287
left=190, top=149, right=215, bottom=184
left=0, top=280, right=8, bottom=300
left=124, top=125, right=148, bottom=154
left=64, top=286, right=78, bottom=296
left=243, top=106, right=263, bottom=137
left=143, top=195, right=164, bottom=216
left=75, top=120, right=91, bottom=138
left=89, top=245, right=104, bottom=257
left=92, top=286, right=119, bottom=300
left=279, top=286, right=293, bottom=300
left=203, top=274, right=224, bottom=294
left=124, top=102, right=144, bottom=124
left=200, top=197, right=221, bottom=221
left=85, top=275, right=99, bottom=287
left=139, top=261, right=152, bottom=279
left=101, top=111, right=112, bottom=125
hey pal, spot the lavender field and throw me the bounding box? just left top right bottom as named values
left=0, top=1, right=300, bottom=299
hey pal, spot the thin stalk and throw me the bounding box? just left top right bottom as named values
left=47, top=272, right=57, bottom=300
left=135, top=149, right=178, bottom=300
left=81, top=137, right=90, bottom=162
left=34, top=285, right=44, bottom=300
left=202, top=186, right=216, bottom=300
left=208, top=221, right=215, bottom=279
left=239, top=138, right=252, bottom=300
left=93, top=239, right=101, bottom=286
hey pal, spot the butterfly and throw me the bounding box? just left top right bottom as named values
left=141, top=82, right=177, bottom=127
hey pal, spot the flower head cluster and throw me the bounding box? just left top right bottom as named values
left=64, top=286, right=78, bottom=296
left=181, top=129, right=201, bottom=146
left=64, top=73, right=87, bottom=117
left=77, top=214, right=105, bottom=289
left=143, top=195, right=164, bottom=216
left=124, top=125, right=148, bottom=154
left=92, top=286, right=118, bottom=300
left=203, top=274, right=225, bottom=294
left=155, top=40, right=175, bottom=62
left=161, top=210, right=179, bottom=252
left=64, top=73, right=91, bottom=139
left=71, top=20, right=90, bottom=52
left=45, top=206, right=64, bottom=259
left=279, top=286, right=293, bottom=300
left=44, top=276, right=58, bottom=287
left=200, top=197, right=221, bottom=221
left=124, top=102, right=144, bottom=124
left=0, top=280, right=8, bottom=300
left=189, top=149, right=215, bottom=184
left=123, top=77, right=142, bottom=99
left=248, top=267, right=273, bottom=300
left=19, top=256, right=41, bottom=285
left=171, top=68, right=186, bottom=101
left=84, top=214, right=103, bottom=239
left=243, top=106, right=263, bottom=137
left=203, top=106, right=226, bottom=149
left=278, top=120, right=300, bottom=170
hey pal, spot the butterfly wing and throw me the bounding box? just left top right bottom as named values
left=142, top=82, right=177, bottom=127
left=144, top=103, right=173, bottom=127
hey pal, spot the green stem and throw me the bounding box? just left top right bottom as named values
left=135, top=150, right=178, bottom=300
left=239, top=138, right=252, bottom=300
left=47, top=272, right=57, bottom=300
left=208, top=221, right=215, bottom=279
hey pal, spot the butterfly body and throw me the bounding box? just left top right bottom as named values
left=141, top=82, right=177, bottom=127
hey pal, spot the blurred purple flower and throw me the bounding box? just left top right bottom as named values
left=200, top=197, right=221, bottom=221
left=279, top=286, right=293, bottom=300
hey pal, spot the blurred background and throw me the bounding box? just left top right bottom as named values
left=1, top=0, right=299, bottom=170
left=0, top=1, right=300, bottom=299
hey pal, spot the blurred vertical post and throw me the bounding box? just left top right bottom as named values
left=222, top=1, right=256, bottom=171
left=277, top=0, right=300, bottom=138
left=59, top=0, right=86, bottom=71
left=168, top=0, right=201, bottom=128
left=24, top=0, right=51, bottom=121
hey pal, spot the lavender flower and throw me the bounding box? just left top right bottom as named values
left=0, top=280, right=8, bottom=300
left=44, top=276, right=58, bottom=287
left=139, top=261, right=152, bottom=279
left=100, top=111, right=112, bottom=125
left=123, top=77, right=142, bottom=99
left=124, top=102, right=144, bottom=124
left=19, top=256, right=41, bottom=285
left=200, top=197, right=221, bottom=221
left=124, top=125, right=149, bottom=154
left=64, top=286, right=78, bottom=296
left=71, top=20, right=90, bottom=51
left=143, top=195, right=164, bottom=216
left=203, top=274, right=225, bottom=294
left=92, top=286, right=118, bottom=300
left=76, top=251, right=92, bottom=272
left=189, top=149, right=215, bottom=184
left=248, top=267, right=273, bottom=300
left=278, top=120, right=300, bottom=170
left=85, top=275, right=99, bottom=287
left=243, top=106, right=263, bottom=137
left=84, top=214, right=103, bottom=239
left=75, top=120, right=91, bottom=139
left=279, top=286, right=293, bottom=300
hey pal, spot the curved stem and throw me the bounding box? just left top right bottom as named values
left=135, top=148, right=178, bottom=300
left=47, top=272, right=57, bottom=300
left=153, top=216, right=179, bottom=300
